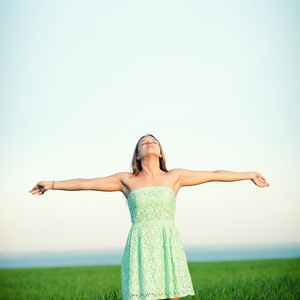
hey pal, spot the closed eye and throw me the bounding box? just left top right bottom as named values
left=141, top=140, right=157, bottom=145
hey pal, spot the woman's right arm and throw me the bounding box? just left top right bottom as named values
left=29, top=172, right=127, bottom=196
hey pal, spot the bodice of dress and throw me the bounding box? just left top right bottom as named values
left=127, top=186, right=175, bottom=224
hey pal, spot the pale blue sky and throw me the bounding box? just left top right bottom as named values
left=0, top=0, right=299, bottom=255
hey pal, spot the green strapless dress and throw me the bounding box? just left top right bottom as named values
left=121, top=186, right=195, bottom=300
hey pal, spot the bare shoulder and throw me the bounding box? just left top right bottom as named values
left=113, top=172, right=134, bottom=185
left=165, top=169, right=190, bottom=194
left=115, top=172, right=132, bottom=179
left=169, top=168, right=209, bottom=175
left=167, top=168, right=187, bottom=177
left=167, top=168, right=184, bottom=174
left=166, top=168, right=186, bottom=182
left=118, top=171, right=139, bottom=182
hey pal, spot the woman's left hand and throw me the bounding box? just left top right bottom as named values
left=251, top=172, right=270, bottom=187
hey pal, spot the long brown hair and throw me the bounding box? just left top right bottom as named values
left=131, top=134, right=168, bottom=175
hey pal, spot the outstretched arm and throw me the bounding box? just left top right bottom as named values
left=176, top=169, right=270, bottom=188
left=29, top=172, right=127, bottom=196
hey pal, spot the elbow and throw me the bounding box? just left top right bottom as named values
left=78, top=179, right=89, bottom=190
left=212, top=170, right=222, bottom=181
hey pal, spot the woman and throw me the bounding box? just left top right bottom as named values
left=29, top=134, right=270, bottom=300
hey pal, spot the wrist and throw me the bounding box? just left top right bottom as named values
left=46, top=181, right=53, bottom=190
left=250, top=171, right=258, bottom=180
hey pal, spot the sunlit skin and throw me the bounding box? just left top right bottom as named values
left=29, top=135, right=270, bottom=300
left=29, top=135, right=270, bottom=198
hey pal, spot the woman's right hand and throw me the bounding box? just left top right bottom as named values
left=29, top=181, right=50, bottom=196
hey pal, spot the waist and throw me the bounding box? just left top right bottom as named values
left=132, top=219, right=175, bottom=226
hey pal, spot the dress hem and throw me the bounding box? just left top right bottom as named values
left=122, top=290, right=195, bottom=300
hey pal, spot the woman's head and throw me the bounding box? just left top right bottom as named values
left=131, top=134, right=168, bottom=175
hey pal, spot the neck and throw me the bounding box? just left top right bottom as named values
left=140, top=156, right=162, bottom=177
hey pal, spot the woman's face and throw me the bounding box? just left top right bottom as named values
left=137, top=136, right=161, bottom=160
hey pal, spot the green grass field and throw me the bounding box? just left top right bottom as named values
left=0, top=258, right=299, bottom=299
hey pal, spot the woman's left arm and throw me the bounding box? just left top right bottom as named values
left=176, top=169, right=270, bottom=188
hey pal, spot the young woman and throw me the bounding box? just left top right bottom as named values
left=29, top=134, right=270, bottom=300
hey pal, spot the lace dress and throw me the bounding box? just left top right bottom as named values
left=121, top=186, right=195, bottom=300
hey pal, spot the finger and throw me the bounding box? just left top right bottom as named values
left=259, top=176, right=266, bottom=182
left=30, top=187, right=40, bottom=193
left=32, top=190, right=41, bottom=195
